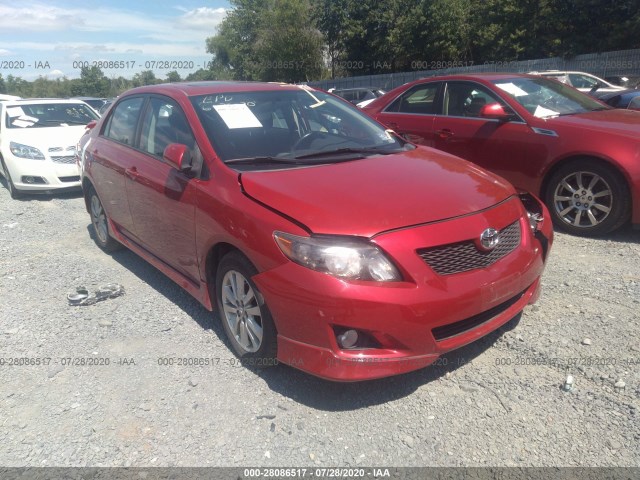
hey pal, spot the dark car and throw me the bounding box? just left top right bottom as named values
left=78, top=81, right=552, bottom=381
left=598, top=89, right=640, bottom=111
left=364, top=73, right=640, bottom=236
left=605, top=75, right=640, bottom=89
left=72, top=97, right=109, bottom=112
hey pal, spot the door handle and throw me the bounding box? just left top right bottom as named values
left=436, top=129, right=454, bottom=139
left=125, top=167, right=140, bottom=181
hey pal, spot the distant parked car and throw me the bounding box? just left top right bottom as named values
left=78, top=81, right=552, bottom=381
left=72, top=97, right=109, bottom=113
left=364, top=73, right=640, bottom=236
left=605, top=75, right=640, bottom=89
left=329, top=87, right=386, bottom=107
left=528, top=70, right=626, bottom=95
left=0, top=98, right=99, bottom=198
left=98, top=99, right=115, bottom=116
left=598, top=89, right=640, bottom=111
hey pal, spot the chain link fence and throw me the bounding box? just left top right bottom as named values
left=307, top=48, right=640, bottom=91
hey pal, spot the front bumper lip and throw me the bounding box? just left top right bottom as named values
left=3, top=154, right=81, bottom=190
left=274, top=278, right=540, bottom=382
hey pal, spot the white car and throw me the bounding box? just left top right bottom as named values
left=0, top=99, right=99, bottom=198
left=528, top=70, right=626, bottom=94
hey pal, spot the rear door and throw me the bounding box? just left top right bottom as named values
left=374, top=82, right=442, bottom=146
left=90, top=96, right=145, bottom=236
left=125, top=95, right=201, bottom=283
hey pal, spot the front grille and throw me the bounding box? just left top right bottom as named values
left=432, top=288, right=527, bottom=341
left=49, top=146, right=76, bottom=164
left=51, top=155, right=76, bottom=164
left=417, top=221, right=521, bottom=275
left=58, top=175, right=80, bottom=183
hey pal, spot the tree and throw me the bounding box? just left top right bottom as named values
left=166, top=70, right=182, bottom=83
left=71, top=66, right=110, bottom=97
left=0, top=74, right=6, bottom=94
left=132, top=70, right=158, bottom=87
left=206, top=0, right=325, bottom=82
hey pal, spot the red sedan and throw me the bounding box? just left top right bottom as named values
left=80, top=81, right=552, bottom=381
left=364, top=73, right=640, bottom=236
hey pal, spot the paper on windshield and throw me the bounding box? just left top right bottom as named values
left=19, top=115, right=39, bottom=123
left=213, top=104, right=262, bottom=129
left=12, top=119, right=35, bottom=128
left=495, top=83, right=528, bottom=97
left=533, top=105, right=559, bottom=118
left=6, top=107, right=25, bottom=117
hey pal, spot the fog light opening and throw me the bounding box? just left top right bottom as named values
left=24, top=176, right=35, bottom=184
left=337, top=329, right=359, bottom=349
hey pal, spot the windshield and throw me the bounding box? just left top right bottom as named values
left=190, top=87, right=409, bottom=167
left=5, top=103, right=99, bottom=129
left=493, top=77, right=610, bottom=118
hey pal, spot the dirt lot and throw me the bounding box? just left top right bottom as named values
left=0, top=185, right=638, bottom=468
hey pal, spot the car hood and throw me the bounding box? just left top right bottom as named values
left=5, top=125, right=87, bottom=151
left=540, top=109, right=640, bottom=138
left=239, top=147, right=515, bottom=237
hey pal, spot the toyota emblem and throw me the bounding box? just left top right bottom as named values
left=479, top=228, right=500, bottom=251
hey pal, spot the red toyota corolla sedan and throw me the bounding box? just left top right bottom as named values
left=363, top=73, right=640, bottom=236
left=79, top=81, right=552, bottom=381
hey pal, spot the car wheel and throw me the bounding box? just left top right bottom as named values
left=545, top=160, right=630, bottom=236
left=1, top=158, right=22, bottom=200
left=216, top=251, right=277, bottom=367
left=88, top=186, right=121, bottom=252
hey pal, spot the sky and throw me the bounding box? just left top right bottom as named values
left=0, top=0, right=231, bottom=81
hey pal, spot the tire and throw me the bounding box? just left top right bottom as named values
left=544, top=160, right=630, bottom=236
left=1, top=158, right=22, bottom=200
left=87, top=186, right=122, bottom=252
left=216, top=251, right=278, bottom=367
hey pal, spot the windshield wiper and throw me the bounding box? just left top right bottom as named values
left=225, top=154, right=370, bottom=167
left=293, top=147, right=399, bottom=160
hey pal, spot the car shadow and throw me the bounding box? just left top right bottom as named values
left=595, top=224, right=640, bottom=244
left=0, top=178, right=83, bottom=201
left=253, top=315, right=521, bottom=411
left=88, top=224, right=522, bottom=410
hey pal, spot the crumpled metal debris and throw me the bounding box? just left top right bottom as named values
left=67, top=283, right=125, bottom=306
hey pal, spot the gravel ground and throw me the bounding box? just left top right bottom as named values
left=0, top=184, right=638, bottom=468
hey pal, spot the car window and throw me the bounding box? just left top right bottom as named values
left=629, top=96, right=640, bottom=110
left=443, top=82, right=506, bottom=117
left=103, top=97, right=144, bottom=146
left=568, top=74, right=599, bottom=89
left=139, top=97, right=196, bottom=157
left=190, top=88, right=408, bottom=165
left=385, top=83, right=440, bottom=114
left=4, top=102, right=98, bottom=129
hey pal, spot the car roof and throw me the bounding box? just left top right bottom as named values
left=1, top=98, right=94, bottom=107
left=121, top=81, right=305, bottom=97
left=414, top=73, right=542, bottom=82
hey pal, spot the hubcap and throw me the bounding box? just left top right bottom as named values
left=90, top=195, right=109, bottom=243
left=221, top=270, right=263, bottom=353
left=553, top=171, right=612, bottom=228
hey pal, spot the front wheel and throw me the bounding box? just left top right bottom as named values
left=216, top=252, right=277, bottom=367
left=1, top=159, right=22, bottom=200
left=545, top=160, right=630, bottom=236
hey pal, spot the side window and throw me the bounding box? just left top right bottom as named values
left=138, top=97, right=196, bottom=158
left=568, top=74, right=598, bottom=89
left=629, top=96, right=640, bottom=110
left=444, top=82, right=507, bottom=118
left=103, top=97, right=143, bottom=146
left=386, top=83, right=440, bottom=114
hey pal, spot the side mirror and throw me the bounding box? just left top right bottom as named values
left=163, top=143, right=192, bottom=172
left=480, top=102, right=513, bottom=122
left=86, top=120, right=97, bottom=130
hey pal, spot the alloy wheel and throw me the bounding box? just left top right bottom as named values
left=552, top=171, right=613, bottom=228
left=90, top=194, right=109, bottom=244
left=221, top=270, right=263, bottom=353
